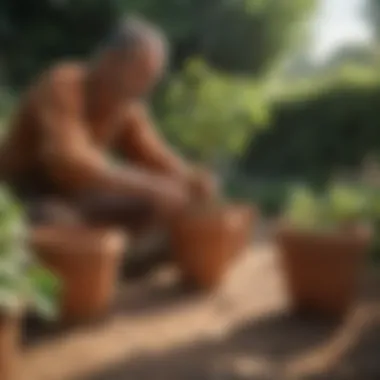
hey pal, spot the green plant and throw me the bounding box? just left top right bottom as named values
left=0, top=186, right=59, bottom=318
left=230, top=180, right=291, bottom=217
left=160, top=59, right=269, bottom=163
left=242, top=67, right=380, bottom=182
left=284, top=184, right=370, bottom=230
left=284, top=187, right=323, bottom=229
left=325, top=184, right=370, bottom=223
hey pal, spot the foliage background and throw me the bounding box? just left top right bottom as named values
left=1, top=0, right=380, bottom=217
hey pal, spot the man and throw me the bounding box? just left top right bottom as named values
left=0, top=17, right=217, bottom=275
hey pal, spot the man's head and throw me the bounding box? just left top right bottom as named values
left=96, top=17, right=168, bottom=99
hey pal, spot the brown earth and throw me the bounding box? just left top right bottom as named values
left=19, top=238, right=380, bottom=380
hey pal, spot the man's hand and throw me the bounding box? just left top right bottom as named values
left=150, top=176, right=191, bottom=217
left=188, top=167, right=219, bottom=202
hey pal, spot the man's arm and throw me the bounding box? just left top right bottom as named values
left=37, top=68, right=188, bottom=207
left=118, top=103, right=191, bottom=180
left=118, top=103, right=220, bottom=201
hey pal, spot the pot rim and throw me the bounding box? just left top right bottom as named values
left=175, top=201, right=258, bottom=221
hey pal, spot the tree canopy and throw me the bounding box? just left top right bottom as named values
left=0, top=0, right=316, bottom=87
left=367, top=0, right=380, bottom=40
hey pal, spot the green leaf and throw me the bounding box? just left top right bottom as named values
left=27, top=266, right=61, bottom=319
left=0, top=185, right=59, bottom=318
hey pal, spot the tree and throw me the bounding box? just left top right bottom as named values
left=283, top=52, right=317, bottom=79
left=0, top=0, right=316, bottom=88
left=366, top=0, right=380, bottom=40
left=117, top=0, right=317, bottom=74
left=323, top=43, right=379, bottom=70
left=158, top=58, right=269, bottom=163
left=0, top=0, right=117, bottom=87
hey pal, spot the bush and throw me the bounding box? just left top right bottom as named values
left=0, top=186, right=59, bottom=318
left=242, top=68, right=380, bottom=182
left=158, top=59, right=269, bottom=163
left=224, top=175, right=295, bottom=217
left=283, top=184, right=370, bottom=230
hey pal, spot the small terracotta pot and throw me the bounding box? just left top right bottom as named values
left=0, top=314, right=20, bottom=380
left=171, top=203, right=255, bottom=290
left=276, top=225, right=371, bottom=318
left=32, top=227, right=126, bottom=324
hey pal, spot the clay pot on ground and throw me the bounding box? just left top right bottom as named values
left=31, top=227, right=126, bottom=324
left=171, top=203, right=256, bottom=290
left=276, top=225, right=371, bottom=318
left=0, top=315, right=20, bottom=380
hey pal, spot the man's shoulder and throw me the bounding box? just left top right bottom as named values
left=35, top=62, right=87, bottom=114
left=44, top=62, right=86, bottom=85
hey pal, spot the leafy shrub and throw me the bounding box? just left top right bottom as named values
left=284, top=184, right=370, bottom=230
left=242, top=68, right=380, bottom=182
left=224, top=176, right=292, bottom=217
left=159, top=59, right=269, bottom=163
left=324, top=184, right=370, bottom=224
left=0, top=186, right=59, bottom=318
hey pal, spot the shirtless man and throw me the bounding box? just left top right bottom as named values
left=0, top=18, right=217, bottom=275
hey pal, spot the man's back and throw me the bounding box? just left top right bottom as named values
left=0, top=63, right=118, bottom=196
left=0, top=18, right=216, bottom=256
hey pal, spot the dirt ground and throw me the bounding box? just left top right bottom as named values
left=20, top=237, right=380, bottom=380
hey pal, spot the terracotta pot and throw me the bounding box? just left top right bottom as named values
left=31, top=227, right=126, bottom=324
left=0, top=314, right=20, bottom=380
left=276, top=225, right=371, bottom=318
left=171, top=203, right=255, bottom=290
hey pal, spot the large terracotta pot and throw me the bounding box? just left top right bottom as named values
left=276, top=225, right=371, bottom=318
left=31, top=227, right=126, bottom=324
left=0, top=315, right=20, bottom=380
left=171, top=203, right=255, bottom=290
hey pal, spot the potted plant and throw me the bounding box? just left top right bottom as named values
left=0, top=187, right=58, bottom=379
left=171, top=202, right=255, bottom=290
left=276, top=185, right=372, bottom=318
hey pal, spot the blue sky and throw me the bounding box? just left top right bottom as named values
left=311, top=0, right=372, bottom=61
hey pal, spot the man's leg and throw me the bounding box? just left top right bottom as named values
left=21, top=189, right=173, bottom=278
left=26, top=194, right=172, bottom=278
left=24, top=197, right=129, bottom=273
left=73, top=193, right=173, bottom=277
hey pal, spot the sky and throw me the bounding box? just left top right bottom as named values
left=311, top=0, right=373, bottom=61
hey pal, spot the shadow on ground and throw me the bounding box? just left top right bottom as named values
left=80, top=312, right=341, bottom=380
left=113, top=269, right=203, bottom=317
left=306, top=318, right=380, bottom=380
left=23, top=267, right=200, bottom=347
left=81, top=272, right=380, bottom=380
left=23, top=258, right=380, bottom=380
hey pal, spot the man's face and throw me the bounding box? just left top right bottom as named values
left=109, top=40, right=166, bottom=99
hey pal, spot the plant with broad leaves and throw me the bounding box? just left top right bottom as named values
left=284, top=184, right=371, bottom=231
left=325, top=184, right=370, bottom=225
left=0, top=186, right=59, bottom=318
left=284, top=187, right=322, bottom=230
left=160, top=58, right=269, bottom=163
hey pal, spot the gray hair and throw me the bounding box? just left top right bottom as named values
left=101, top=16, right=168, bottom=57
